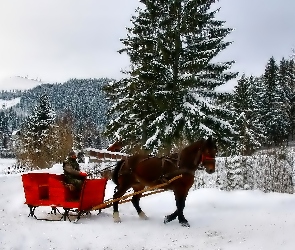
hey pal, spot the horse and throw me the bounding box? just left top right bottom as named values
left=111, top=136, right=217, bottom=227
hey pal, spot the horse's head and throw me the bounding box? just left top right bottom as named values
left=198, top=136, right=217, bottom=174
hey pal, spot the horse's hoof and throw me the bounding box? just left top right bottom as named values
left=180, top=221, right=190, bottom=227
left=113, top=212, right=121, bottom=223
left=164, top=214, right=178, bottom=224
left=139, top=211, right=148, bottom=220
left=164, top=216, right=170, bottom=224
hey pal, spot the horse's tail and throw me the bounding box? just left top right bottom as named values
left=112, top=159, right=125, bottom=185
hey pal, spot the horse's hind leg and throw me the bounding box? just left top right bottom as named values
left=131, top=185, right=148, bottom=220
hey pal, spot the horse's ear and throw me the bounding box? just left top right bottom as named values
left=208, top=136, right=218, bottom=151
left=206, top=135, right=217, bottom=147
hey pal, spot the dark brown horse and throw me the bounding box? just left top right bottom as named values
left=111, top=136, right=217, bottom=227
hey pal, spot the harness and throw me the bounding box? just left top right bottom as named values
left=197, top=154, right=215, bottom=170
left=117, top=149, right=215, bottom=182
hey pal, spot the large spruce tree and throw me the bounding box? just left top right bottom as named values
left=105, top=0, right=237, bottom=153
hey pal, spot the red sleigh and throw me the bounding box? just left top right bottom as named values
left=22, top=173, right=107, bottom=222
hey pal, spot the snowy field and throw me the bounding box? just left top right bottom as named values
left=0, top=159, right=295, bottom=250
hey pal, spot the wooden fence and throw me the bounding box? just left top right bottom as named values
left=84, top=148, right=129, bottom=163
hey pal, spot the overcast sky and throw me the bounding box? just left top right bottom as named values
left=0, top=0, right=294, bottom=91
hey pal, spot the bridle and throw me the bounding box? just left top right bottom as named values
left=196, top=153, right=216, bottom=170
left=201, top=154, right=215, bottom=163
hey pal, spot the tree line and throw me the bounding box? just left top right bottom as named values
left=227, top=56, right=295, bottom=156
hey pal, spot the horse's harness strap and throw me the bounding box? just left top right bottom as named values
left=160, top=157, right=178, bottom=182
left=162, top=157, right=177, bottom=167
left=118, top=159, right=128, bottom=176
left=163, top=168, right=195, bottom=178
left=119, top=156, right=176, bottom=179
left=185, top=169, right=195, bottom=176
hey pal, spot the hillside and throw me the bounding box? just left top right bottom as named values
left=0, top=97, right=20, bottom=110
left=0, top=78, right=112, bottom=130
left=0, top=78, right=114, bottom=153
left=0, top=76, right=44, bottom=91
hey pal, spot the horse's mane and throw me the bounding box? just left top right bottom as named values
left=112, top=159, right=124, bottom=185
left=181, top=138, right=205, bottom=152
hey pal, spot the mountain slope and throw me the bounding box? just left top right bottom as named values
left=0, top=76, right=45, bottom=91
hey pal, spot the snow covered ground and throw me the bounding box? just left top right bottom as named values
left=0, top=97, right=21, bottom=110
left=0, top=159, right=295, bottom=250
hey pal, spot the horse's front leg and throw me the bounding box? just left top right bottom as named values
left=176, top=196, right=190, bottom=227
left=132, top=185, right=148, bottom=220
left=113, top=185, right=129, bottom=223
left=164, top=210, right=178, bottom=224
left=164, top=195, right=190, bottom=227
